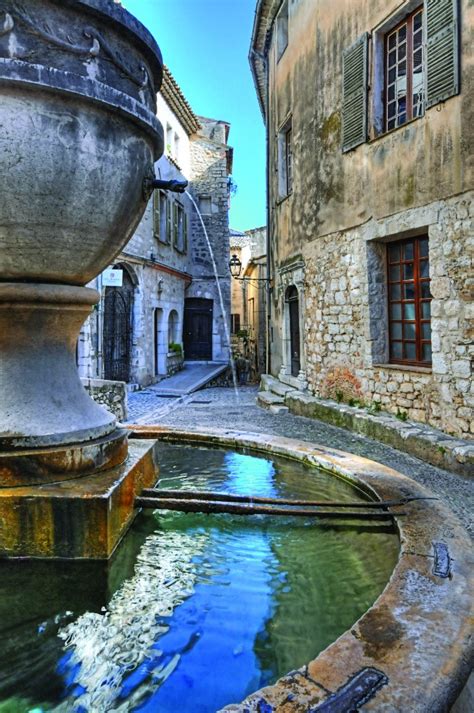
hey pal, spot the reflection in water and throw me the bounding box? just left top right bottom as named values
left=0, top=444, right=399, bottom=713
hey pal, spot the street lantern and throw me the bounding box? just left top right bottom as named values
left=229, top=253, right=242, bottom=278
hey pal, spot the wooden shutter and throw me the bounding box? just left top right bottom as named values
left=166, top=199, right=172, bottom=243
left=425, top=0, right=459, bottom=108
left=183, top=210, right=188, bottom=253
left=342, top=33, right=368, bottom=152
left=152, top=190, right=160, bottom=239
left=173, top=202, right=178, bottom=247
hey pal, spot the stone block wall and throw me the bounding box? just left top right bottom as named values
left=303, top=193, right=473, bottom=437
left=81, top=378, right=127, bottom=421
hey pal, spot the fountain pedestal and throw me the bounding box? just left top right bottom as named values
left=0, top=0, right=164, bottom=557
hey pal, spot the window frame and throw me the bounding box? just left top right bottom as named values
left=173, top=202, right=188, bottom=254
left=277, top=117, right=293, bottom=199
left=384, top=5, right=424, bottom=133
left=387, top=235, right=431, bottom=367
left=276, top=0, right=289, bottom=62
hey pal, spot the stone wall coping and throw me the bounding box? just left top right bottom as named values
left=130, top=425, right=473, bottom=712
left=278, top=390, right=473, bottom=476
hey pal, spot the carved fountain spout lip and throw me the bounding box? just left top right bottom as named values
left=0, top=0, right=164, bottom=157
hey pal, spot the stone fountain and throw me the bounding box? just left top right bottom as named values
left=0, top=0, right=164, bottom=557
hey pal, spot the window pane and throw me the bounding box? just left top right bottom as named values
left=388, top=50, right=397, bottom=67
left=419, top=238, right=429, bottom=257
left=403, top=242, right=414, bottom=260
left=388, top=85, right=395, bottom=102
left=413, top=31, right=422, bottom=50
left=404, top=342, right=416, bottom=360
left=388, top=32, right=396, bottom=50
left=421, top=301, right=431, bottom=319
left=403, top=302, right=415, bottom=320
left=403, top=283, right=415, bottom=299
left=391, top=303, right=402, bottom=320
left=398, top=25, right=406, bottom=42
left=391, top=322, right=402, bottom=339
left=398, top=60, right=406, bottom=77
left=398, top=112, right=407, bottom=125
left=389, top=265, right=400, bottom=281
left=413, top=49, right=422, bottom=68
left=403, top=263, right=413, bottom=279
left=420, top=260, right=429, bottom=278
left=421, top=282, right=431, bottom=298
left=422, top=343, right=432, bottom=362
left=391, top=283, right=401, bottom=300
left=388, top=244, right=400, bottom=262
left=387, top=118, right=396, bottom=130
left=421, top=323, right=431, bottom=340
left=391, top=342, right=403, bottom=359
left=389, top=67, right=396, bottom=84
left=404, top=322, right=416, bottom=339
left=387, top=101, right=396, bottom=119
left=398, top=43, right=406, bottom=61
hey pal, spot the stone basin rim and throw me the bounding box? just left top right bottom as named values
left=130, top=425, right=474, bottom=713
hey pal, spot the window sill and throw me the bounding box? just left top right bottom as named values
left=368, top=113, right=424, bottom=144
left=276, top=191, right=292, bottom=206
left=373, top=362, right=432, bottom=374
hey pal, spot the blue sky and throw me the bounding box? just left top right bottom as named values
left=122, top=0, right=266, bottom=232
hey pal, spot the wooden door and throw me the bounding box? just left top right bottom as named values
left=288, top=287, right=300, bottom=377
left=183, top=299, right=213, bottom=360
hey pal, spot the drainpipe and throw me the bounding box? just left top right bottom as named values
left=264, top=53, right=271, bottom=376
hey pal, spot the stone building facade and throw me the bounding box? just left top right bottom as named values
left=78, top=68, right=232, bottom=388
left=250, top=0, right=473, bottom=437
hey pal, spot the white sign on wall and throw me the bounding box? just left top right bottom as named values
left=102, top=268, right=123, bottom=287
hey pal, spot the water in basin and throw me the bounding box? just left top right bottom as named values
left=0, top=443, right=399, bottom=712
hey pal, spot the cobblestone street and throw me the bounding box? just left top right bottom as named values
left=127, top=385, right=473, bottom=536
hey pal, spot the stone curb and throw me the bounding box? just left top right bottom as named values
left=130, top=425, right=473, bottom=713
left=281, top=391, right=473, bottom=477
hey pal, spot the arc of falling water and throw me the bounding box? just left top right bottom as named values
left=186, top=190, right=240, bottom=400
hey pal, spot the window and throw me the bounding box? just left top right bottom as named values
left=278, top=118, right=293, bottom=198
left=199, top=196, right=212, bottom=214
left=385, top=7, right=424, bottom=131
left=173, top=203, right=188, bottom=253
left=231, top=313, right=241, bottom=334
left=166, top=124, right=173, bottom=154
left=342, top=0, right=460, bottom=151
left=153, top=191, right=168, bottom=243
left=276, top=0, right=289, bottom=61
left=387, top=236, right=431, bottom=365
left=168, top=310, right=179, bottom=346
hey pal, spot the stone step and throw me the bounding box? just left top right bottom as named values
left=257, top=391, right=285, bottom=410
left=269, top=404, right=290, bottom=415
left=270, top=381, right=297, bottom=398
left=259, top=374, right=281, bottom=392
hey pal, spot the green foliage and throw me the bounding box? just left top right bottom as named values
left=367, top=401, right=382, bottom=414
left=396, top=409, right=408, bottom=422
left=168, top=342, right=182, bottom=356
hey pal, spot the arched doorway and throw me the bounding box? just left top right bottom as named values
left=183, top=298, right=213, bottom=360
left=286, top=286, right=300, bottom=377
left=103, top=267, right=135, bottom=381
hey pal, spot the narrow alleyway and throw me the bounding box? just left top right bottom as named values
left=127, top=385, right=473, bottom=536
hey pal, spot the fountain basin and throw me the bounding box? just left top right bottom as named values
left=129, top=427, right=473, bottom=713
left=0, top=0, right=163, bottom=284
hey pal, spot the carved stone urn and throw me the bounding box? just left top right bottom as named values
left=0, top=0, right=164, bottom=485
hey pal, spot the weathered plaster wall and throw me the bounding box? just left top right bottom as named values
left=264, top=0, right=473, bottom=436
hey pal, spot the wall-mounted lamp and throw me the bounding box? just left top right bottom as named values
left=228, top=254, right=271, bottom=285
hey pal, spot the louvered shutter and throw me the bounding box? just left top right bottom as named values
left=166, top=199, right=172, bottom=243
left=184, top=211, right=188, bottom=253
left=425, top=0, right=459, bottom=108
left=152, top=190, right=160, bottom=239
left=173, top=202, right=178, bottom=246
left=342, top=33, right=368, bottom=152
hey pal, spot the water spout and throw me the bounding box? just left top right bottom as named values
left=185, top=190, right=239, bottom=399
